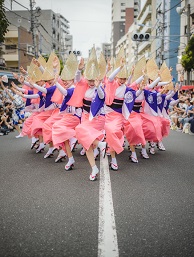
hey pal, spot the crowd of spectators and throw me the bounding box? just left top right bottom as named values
left=0, top=79, right=26, bottom=136
left=169, top=90, right=194, bottom=135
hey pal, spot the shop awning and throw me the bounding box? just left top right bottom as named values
left=181, top=85, right=194, bottom=90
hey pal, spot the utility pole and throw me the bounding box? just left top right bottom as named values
left=187, top=3, right=191, bottom=85
left=158, top=2, right=165, bottom=68
left=29, top=0, right=37, bottom=57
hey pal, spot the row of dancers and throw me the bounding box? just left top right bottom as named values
left=1, top=47, right=182, bottom=181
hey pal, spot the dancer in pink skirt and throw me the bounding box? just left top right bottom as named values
left=51, top=53, right=83, bottom=165
left=75, top=48, right=107, bottom=181
left=104, top=48, right=144, bottom=170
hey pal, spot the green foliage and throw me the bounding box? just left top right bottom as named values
left=181, top=35, right=194, bottom=72
left=0, top=0, right=10, bottom=43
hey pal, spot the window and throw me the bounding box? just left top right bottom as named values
left=121, top=3, right=125, bottom=6
left=5, top=45, right=16, bottom=50
left=191, top=13, right=194, bottom=25
left=184, top=25, right=187, bottom=34
left=27, top=44, right=34, bottom=55
left=121, top=16, right=125, bottom=19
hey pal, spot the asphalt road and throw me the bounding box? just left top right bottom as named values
left=0, top=130, right=194, bottom=257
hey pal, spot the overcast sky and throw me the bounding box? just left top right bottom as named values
left=5, top=0, right=112, bottom=57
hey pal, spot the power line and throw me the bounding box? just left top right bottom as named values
left=4, top=5, right=30, bottom=21
left=163, top=0, right=184, bottom=14
left=12, top=0, right=30, bottom=11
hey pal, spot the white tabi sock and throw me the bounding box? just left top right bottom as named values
left=131, top=151, right=137, bottom=158
left=111, top=157, right=117, bottom=165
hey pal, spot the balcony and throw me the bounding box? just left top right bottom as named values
left=3, top=53, right=19, bottom=62
left=137, top=21, right=152, bottom=34
left=5, top=30, right=18, bottom=38
left=138, top=5, right=152, bottom=25
left=138, top=41, right=151, bottom=54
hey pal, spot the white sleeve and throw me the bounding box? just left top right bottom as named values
left=170, top=99, right=179, bottom=106
left=136, top=89, right=143, bottom=97
left=157, top=81, right=169, bottom=87
left=178, top=82, right=183, bottom=90
left=15, top=86, right=26, bottom=93
left=108, top=67, right=121, bottom=82
left=135, top=75, right=144, bottom=85
left=23, top=94, right=40, bottom=99
left=55, top=82, right=67, bottom=96
left=126, top=74, right=133, bottom=85
left=74, top=70, right=82, bottom=83
left=23, top=81, right=33, bottom=88
left=148, top=77, right=161, bottom=89
left=97, top=84, right=105, bottom=99
left=166, top=91, right=175, bottom=100
left=32, top=83, right=47, bottom=94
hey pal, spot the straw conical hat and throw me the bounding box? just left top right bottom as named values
left=166, top=82, right=174, bottom=90
left=117, top=66, right=128, bottom=79
left=85, top=63, right=99, bottom=80
left=60, top=52, right=78, bottom=80
left=146, top=58, right=158, bottom=80
left=132, top=56, right=146, bottom=82
left=84, top=47, right=99, bottom=80
left=106, top=57, right=115, bottom=77
left=31, top=65, right=44, bottom=82
left=41, top=52, right=60, bottom=81
left=160, top=61, right=167, bottom=74
left=37, top=55, right=47, bottom=68
left=27, top=60, right=36, bottom=77
left=98, top=52, right=106, bottom=80
left=114, top=46, right=128, bottom=78
left=160, top=67, right=171, bottom=82
left=115, top=46, right=125, bottom=68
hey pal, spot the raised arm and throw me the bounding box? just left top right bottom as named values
left=55, top=81, right=67, bottom=96
left=26, top=77, right=47, bottom=94
left=148, top=77, right=161, bottom=89
left=11, top=82, right=26, bottom=93
left=12, top=88, right=40, bottom=99
left=74, top=58, right=84, bottom=83
left=95, top=79, right=105, bottom=99
left=108, top=57, right=125, bottom=82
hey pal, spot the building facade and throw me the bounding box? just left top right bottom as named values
left=177, top=0, right=194, bottom=84
left=111, top=0, right=140, bottom=56
left=155, top=0, right=181, bottom=82
left=102, top=43, right=111, bottom=60
left=2, top=25, right=34, bottom=70
left=5, top=9, right=72, bottom=62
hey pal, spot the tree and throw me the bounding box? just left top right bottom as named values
left=181, top=35, right=194, bottom=84
left=0, top=0, right=10, bottom=43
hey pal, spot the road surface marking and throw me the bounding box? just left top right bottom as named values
left=98, top=154, right=119, bottom=257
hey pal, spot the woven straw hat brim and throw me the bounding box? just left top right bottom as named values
left=146, top=58, right=158, bottom=80
left=27, top=61, right=37, bottom=77
left=31, top=66, right=44, bottom=82
left=41, top=52, right=60, bottom=81
left=166, top=82, right=174, bottom=90
left=85, top=63, right=99, bottom=80
left=160, top=67, right=171, bottom=82
left=61, top=52, right=78, bottom=80
left=117, top=66, right=128, bottom=79
left=84, top=47, right=99, bottom=80
left=160, top=61, right=167, bottom=74
left=132, top=56, right=146, bottom=82
left=115, top=46, right=125, bottom=69
left=98, top=52, right=106, bottom=80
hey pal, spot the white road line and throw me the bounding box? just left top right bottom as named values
left=98, top=154, right=119, bottom=257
